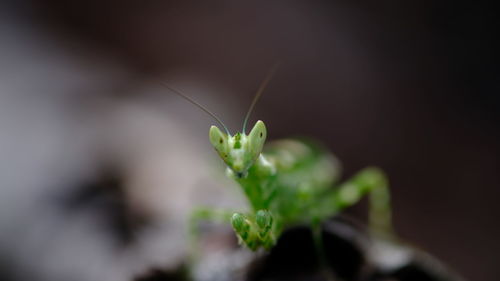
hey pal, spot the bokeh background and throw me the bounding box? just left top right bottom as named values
left=1, top=1, right=498, bottom=281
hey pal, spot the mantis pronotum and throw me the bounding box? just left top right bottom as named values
left=163, top=67, right=393, bottom=254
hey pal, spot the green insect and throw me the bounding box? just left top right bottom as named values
left=163, top=67, right=394, bottom=253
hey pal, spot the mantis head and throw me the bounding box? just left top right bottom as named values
left=163, top=65, right=277, bottom=177
left=209, top=120, right=267, bottom=177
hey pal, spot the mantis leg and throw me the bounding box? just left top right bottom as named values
left=310, top=217, right=336, bottom=281
left=231, top=210, right=276, bottom=251
left=336, top=167, right=393, bottom=238
left=189, top=207, right=235, bottom=261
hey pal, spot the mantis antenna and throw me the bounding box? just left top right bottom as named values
left=160, top=82, right=231, bottom=135
left=242, top=63, right=280, bottom=134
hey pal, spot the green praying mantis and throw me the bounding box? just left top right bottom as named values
left=163, top=67, right=394, bottom=254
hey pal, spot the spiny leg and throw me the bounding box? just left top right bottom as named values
left=231, top=210, right=276, bottom=251
left=336, top=167, right=393, bottom=238
left=255, top=210, right=275, bottom=248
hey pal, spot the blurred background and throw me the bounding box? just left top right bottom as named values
left=0, top=1, right=498, bottom=281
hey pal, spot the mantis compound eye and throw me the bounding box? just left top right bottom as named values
left=248, top=120, right=267, bottom=160
left=209, top=125, right=229, bottom=157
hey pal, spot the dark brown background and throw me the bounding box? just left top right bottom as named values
left=2, top=1, right=499, bottom=280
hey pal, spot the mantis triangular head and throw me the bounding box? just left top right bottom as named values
left=209, top=120, right=267, bottom=177
left=164, top=64, right=276, bottom=177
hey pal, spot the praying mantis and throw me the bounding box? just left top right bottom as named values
left=163, top=66, right=394, bottom=254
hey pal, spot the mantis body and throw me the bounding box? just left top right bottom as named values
left=207, top=122, right=392, bottom=251
left=164, top=69, right=393, bottom=253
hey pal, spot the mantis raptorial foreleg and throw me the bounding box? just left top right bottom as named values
left=231, top=210, right=276, bottom=251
